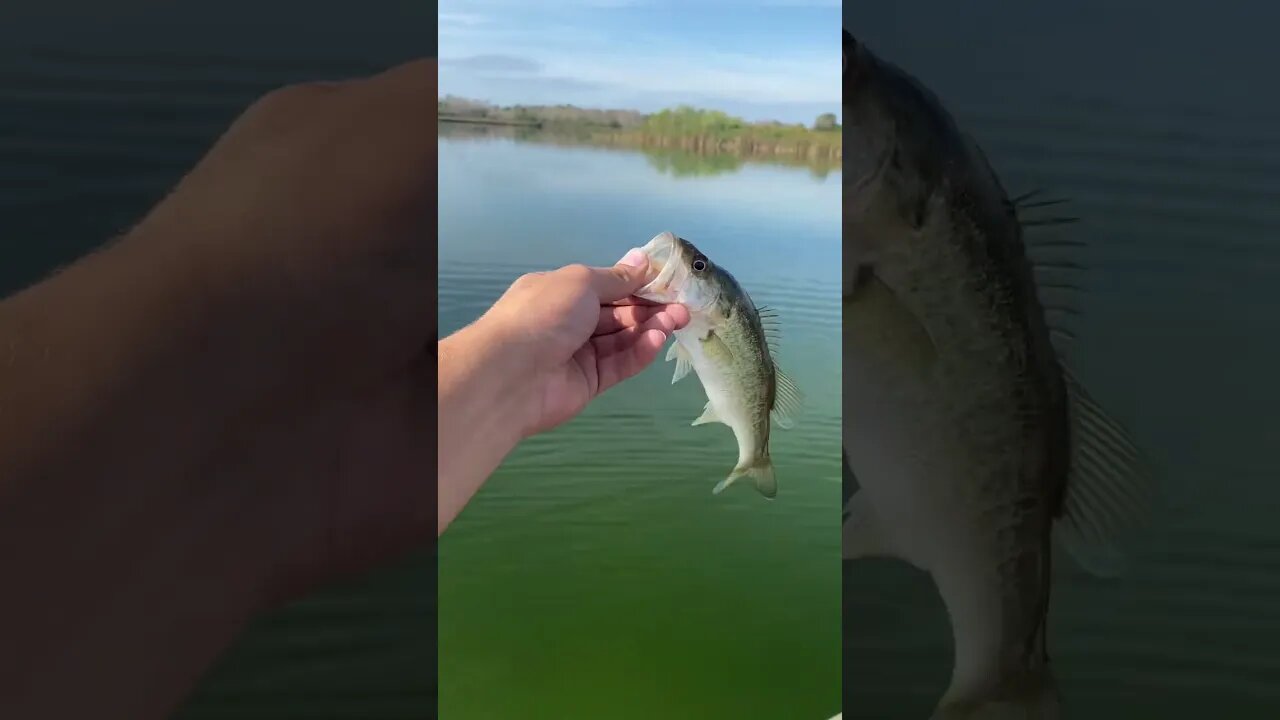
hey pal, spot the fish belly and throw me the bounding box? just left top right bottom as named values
left=676, top=323, right=760, bottom=469
left=843, top=338, right=1017, bottom=701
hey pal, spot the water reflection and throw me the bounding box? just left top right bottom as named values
left=437, top=120, right=840, bottom=180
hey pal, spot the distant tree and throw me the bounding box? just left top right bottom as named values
left=814, top=113, right=837, bottom=130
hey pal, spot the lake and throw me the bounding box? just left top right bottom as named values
left=844, top=2, right=1280, bottom=718
left=437, top=122, right=843, bottom=719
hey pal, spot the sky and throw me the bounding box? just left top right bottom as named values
left=438, top=0, right=840, bottom=125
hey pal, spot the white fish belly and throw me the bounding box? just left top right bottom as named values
left=675, top=322, right=757, bottom=469
left=843, top=342, right=977, bottom=570
left=843, top=330, right=1021, bottom=700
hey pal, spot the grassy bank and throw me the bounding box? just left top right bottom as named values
left=437, top=97, right=841, bottom=161
left=438, top=120, right=840, bottom=180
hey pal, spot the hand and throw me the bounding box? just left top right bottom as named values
left=117, top=59, right=443, bottom=599
left=475, top=249, right=692, bottom=437
left=0, top=59, right=444, bottom=720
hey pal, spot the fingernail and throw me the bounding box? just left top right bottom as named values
left=616, top=248, right=647, bottom=268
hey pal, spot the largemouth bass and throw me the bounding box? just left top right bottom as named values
left=841, top=30, right=1154, bottom=719
left=634, top=231, right=802, bottom=498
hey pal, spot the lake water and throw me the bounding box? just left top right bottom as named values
left=844, top=2, right=1280, bottom=718
left=437, top=123, right=843, bottom=719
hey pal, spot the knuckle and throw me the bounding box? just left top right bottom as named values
left=375, top=59, right=436, bottom=90
left=511, top=271, right=542, bottom=289
left=251, top=81, right=339, bottom=116
left=561, top=264, right=592, bottom=281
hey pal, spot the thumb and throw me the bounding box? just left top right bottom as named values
left=584, top=248, right=650, bottom=303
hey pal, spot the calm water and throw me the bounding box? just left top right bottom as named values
left=437, top=124, right=842, bottom=719
left=0, top=4, right=437, bottom=718
left=845, top=2, right=1280, bottom=717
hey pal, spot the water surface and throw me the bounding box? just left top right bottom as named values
left=844, top=2, right=1280, bottom=717
left=437, top=124, right=842, bottom=719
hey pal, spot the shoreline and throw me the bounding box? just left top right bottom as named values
left=438, top=115, right=543, bottom=128
left=438, top=123, right=840, bottom=177
left=438, top=118, right=840, bottom=164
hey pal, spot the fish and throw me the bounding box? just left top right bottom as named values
left=841, top=29, right=1154, bottom=719
left=633, top=231, right=803, bottom=498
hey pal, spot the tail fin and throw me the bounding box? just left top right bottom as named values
left=712, top=459, right=777, bottom=499
left=933, top=667, right=1060, bottom=720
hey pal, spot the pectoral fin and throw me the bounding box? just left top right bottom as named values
left=698, top=329, right=734, bottom=364
left=844, top=265, right=937, bottom=375
left=666, top=342, right=693, bottom=384
left=843, top=491, right=893, bottom=560
left=843, top=491, right=925, bottom=570
left=691, top=401, right=721, bottom=427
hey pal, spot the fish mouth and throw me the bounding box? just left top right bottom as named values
left=635, top=231, right=690, bottom=304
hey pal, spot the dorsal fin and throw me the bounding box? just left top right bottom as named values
left=1052, top=367, right=1157, bottom=577
left=757, top=303, right=782, bottom=355
left=771, top=366, right=803, bottom=430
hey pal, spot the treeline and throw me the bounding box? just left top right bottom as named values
left=438, top=96, right=646, bottom=129
left=634, top=106, right=841, bottom=158
left=439, top=97, right=841, bottom=161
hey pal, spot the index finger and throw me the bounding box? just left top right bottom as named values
left=607, top=296, right=661, bottom=307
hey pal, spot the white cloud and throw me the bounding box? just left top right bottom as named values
left=436, top=2, right=839, bottom=121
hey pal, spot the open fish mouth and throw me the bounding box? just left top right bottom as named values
left=635, top=231, right=690, bottom=304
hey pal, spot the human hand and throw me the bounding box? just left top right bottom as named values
left=473, top=249, right=692, bottom=437
left=0, top=58, right=446, bottom=720
left=112, top=59, right=443, bottom=602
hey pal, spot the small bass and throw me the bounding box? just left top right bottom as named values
left=635, top=231, right=802, bottom=498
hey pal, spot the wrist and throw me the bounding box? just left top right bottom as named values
left=445, top=317, right=541, bottom=435
left=0, top=236, right=277, bottom=717
left=436, top=318, right=536, bottom=531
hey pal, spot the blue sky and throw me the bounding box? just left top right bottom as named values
left=438, top=0, right=840, bottom=124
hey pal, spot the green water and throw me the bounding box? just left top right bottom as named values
left=437, top=123, right=842, bottom=719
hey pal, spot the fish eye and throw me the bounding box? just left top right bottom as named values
left=692, top=257, right=708, bottom=272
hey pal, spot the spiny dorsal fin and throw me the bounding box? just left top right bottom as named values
left=1022, top=216, right=1081, bottom=228
left=1015, top=188, right=1081, bottom=230
left=1052, top=367, right=1157, bottom=577
left=1029, top=231, right=1086, bottom=359
left=1008, top=188, right=1080, bottom=226
left=757, top=304, right=782, bottom=357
